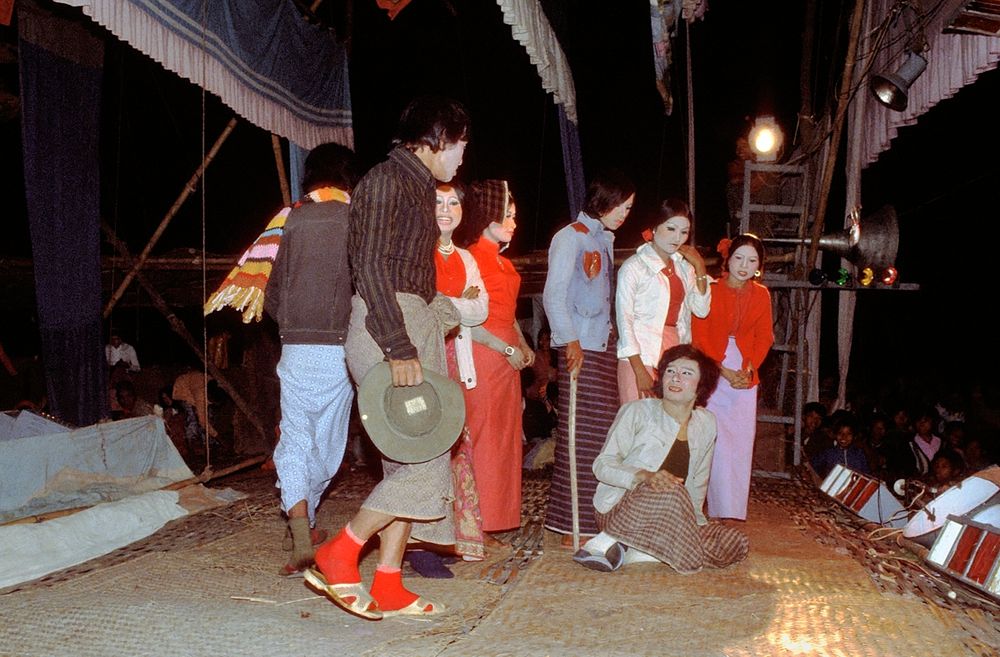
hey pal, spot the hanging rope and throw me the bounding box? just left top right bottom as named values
left=199, top=0, right=211, bottom=475
left=684, top=18, right=696, bottom=241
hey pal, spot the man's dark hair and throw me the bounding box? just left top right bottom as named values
left=582, top=169, right=635, bottom=218
left=392, top=95, right=471, bottom=152
left=301, top=142, right=360, bottom=193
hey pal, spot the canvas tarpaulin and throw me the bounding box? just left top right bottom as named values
left=54, top=0, right=353, bottom=149
left=0, top=415, right=193, bottom=524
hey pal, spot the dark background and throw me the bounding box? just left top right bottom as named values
left=0, top=1, right=997, bottom=403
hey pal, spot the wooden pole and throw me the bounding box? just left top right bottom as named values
left=104, top=118, right=238, bottom=319
left=806, top=0, right=865, bottom=271
left=101, top=221, right=270, bottom=448
left=568, top=372, right=580, bottom=552
left=271, top=134, right=291, bottom=207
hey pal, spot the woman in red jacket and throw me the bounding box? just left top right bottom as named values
left=692, top=233, right=774, bottom=521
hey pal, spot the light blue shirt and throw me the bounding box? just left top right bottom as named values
left=542, top=212, right=616, bottom=351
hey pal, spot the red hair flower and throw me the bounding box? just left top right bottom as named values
left=641, top=228, right=654, bottom=242
left=716, top=237, right=732, bottom=260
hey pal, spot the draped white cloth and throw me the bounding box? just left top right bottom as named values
left=858, top=0, right=1000, bottom=169
left=53, top=0, right=354, bottom=149
left=496, top=0, right=577, bottom=123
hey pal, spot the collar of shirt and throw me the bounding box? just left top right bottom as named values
left=388, top=146, right=435, bottom=187
left=575, top=212, right=615, bottom=251
left=636, top=241, right=676, bottom=274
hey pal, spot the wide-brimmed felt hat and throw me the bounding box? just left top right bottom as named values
left=357, top=361, right=465, bottom=463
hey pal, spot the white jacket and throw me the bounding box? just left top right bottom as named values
left=592, top=401, right=717, bottom=526
left=615, top=242, right=711, bottom=365
left=448, top=248, right=489, bottom=389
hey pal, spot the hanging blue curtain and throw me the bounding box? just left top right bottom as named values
left=18, top=3, right=107, bottom=426
left=558, top=105, right=585, bottom=219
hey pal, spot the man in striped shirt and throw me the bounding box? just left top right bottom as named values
left=306, top=96, right=471, bottom=620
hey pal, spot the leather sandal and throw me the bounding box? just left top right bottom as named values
left=379, top=596, right=447, bottom=618
left=278, top=560, right=309, bottom=578
left=303, top=568, right=382, bottom=620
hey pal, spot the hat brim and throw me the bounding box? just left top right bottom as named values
left=357, top=361, right=465, bottom=463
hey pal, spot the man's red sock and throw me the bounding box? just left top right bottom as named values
left=314, top=525, right=364, bottom=584
left=369, top=566, right=420, bottom=611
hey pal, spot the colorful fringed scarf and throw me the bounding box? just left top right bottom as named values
left=204, top=186, right=350, bottom=323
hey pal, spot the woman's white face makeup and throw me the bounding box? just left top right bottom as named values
left=728, top=244, right=760, bottom=282
left=653, top=215, right=691, bottom=256
left=661, top=357, right=701, bottom=405
left=485, top=201, right=517, bottom=244
left=435, top=186, right=462, bottom=240
left=599, top=193, right=635, bottom=231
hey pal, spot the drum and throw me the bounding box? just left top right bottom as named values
left=819, top=463, right=907, bottom=528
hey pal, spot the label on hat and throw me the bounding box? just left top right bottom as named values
left=405, top=396, right=428, bottom=415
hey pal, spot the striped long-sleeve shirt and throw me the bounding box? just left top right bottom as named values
left=348, top=147, right=438, bottom=361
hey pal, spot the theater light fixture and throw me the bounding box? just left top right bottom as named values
left=871, top=50, right=928, bottom=111
left=880, top=267, right=899, bottom=286
left=747, top=116, right=783, bottom=162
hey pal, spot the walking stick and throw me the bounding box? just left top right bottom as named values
left=568, top=369, right=580, bottom=552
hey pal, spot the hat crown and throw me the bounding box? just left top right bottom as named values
left=384, top=383, right=442, bottom=437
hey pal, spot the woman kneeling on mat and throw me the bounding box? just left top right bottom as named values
left=573, top=344, right=749, bottom=573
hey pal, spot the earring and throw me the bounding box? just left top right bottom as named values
left=754, top=270, right=761, bottom=278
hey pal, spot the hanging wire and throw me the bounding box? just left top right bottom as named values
left=684, top=18, right=696, bottom=237
left=199, top=1, right=211, bottom=474
left=108, top=48, right=125, bottom=347
left=532, top=94, right=547, bottom=251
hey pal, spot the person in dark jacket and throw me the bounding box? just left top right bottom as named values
left=264, top=142, right=360, bottom=577
left=811, top=410, right=871, bottom=479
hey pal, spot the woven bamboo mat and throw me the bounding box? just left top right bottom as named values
left=2, top=464, right=998, bottom=657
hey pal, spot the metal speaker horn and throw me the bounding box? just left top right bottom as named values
left=765, top=205, right=899, bottom=269
left=851, top=205, right=899, bottom=269
left=803, top=205, right=898, bottom=269
left=871, top=51, right=928, bottom=112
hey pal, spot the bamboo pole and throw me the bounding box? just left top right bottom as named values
left=568, top=372, right=580, bottom=552
left=806, top=0, right=865, bottom=271
left=271, top=134, right=291, bottom=207
left=104, top=118, right=238, bottom=319
left=101, top=221, right=270, bottom=448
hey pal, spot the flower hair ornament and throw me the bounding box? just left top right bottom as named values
left=716, top=237, right=732, bottom=261
left=641, top=228, right=654, bottom=242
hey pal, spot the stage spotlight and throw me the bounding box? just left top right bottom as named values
left=880, top=266, right=898, bottom=285
left=748, top=116, right=783, bottom=162
left=808, top=268, right=827, bottom=286
left=871, top=50, right=928, bottom=112
left=835, top=268, right=852, bottom=287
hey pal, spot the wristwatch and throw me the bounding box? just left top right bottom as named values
left=503, top=345, right=517, bottom=356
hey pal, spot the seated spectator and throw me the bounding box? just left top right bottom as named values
left=172, top=366, right=217, bottom=441
left=942, top=421, right=966, bottom=459
left=906, top=406, right=942, bottom=478
left=810, top=410, right=870, bottom=479
left=521, top=367, right=557, bottom=444
left=572, top=345, right=748, bottom=574
left=112, top=380, right=154, bottom=420
left=860, top=411, right=892, bottom=482
left=157, top=386, right=197, bottom=460
left=532, top=324, right=558, bottom=404
left=962, top=436, right=996, bottom=474
left=922, top=449, right=965, bottom=494
left=788, top=400, right=827, bottom=466
left=106, top=333, right=140, bottom=373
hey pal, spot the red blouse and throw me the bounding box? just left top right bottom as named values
left=691, top=275, right=774, bottom=387
left=468, top=238, right=521, bottom=335
left=434, top=249, right=467, bottom=297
